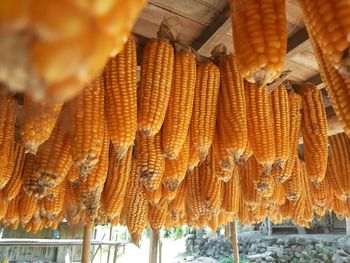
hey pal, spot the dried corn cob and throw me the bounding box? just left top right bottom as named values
left=168, top=180, right=186, bottom=219
left=20, top=96, right=62, bottom=154
left=4, top=197, right=19, bottom=225
left=137, top=132, right=165, bottom=192
left=24, top=119, right=72, bottom=198
left=19, top=193, right=38, bottom=224
left=223, top=175, right=240, bottom=215
left=43, top=181, right=65, bottom=220
left=230, top=0, right=287, bottom=85
left=186, top=167, right=205, bottom=218
left=66, top=165, right=80, bottom=185
left=190, top=62, right=220, bottom=161
left=2, top=140, right=26, bottom=201
left=239, top=160, right=261, bottom=211
left=148, top=198, right=168, bottom=230
left=299, top=0, right=350, bottom=77
left=200, top=148, right=222, bottom=213
left=309, top=33, right=350, bottom=137
left=327, top=133, right=350, bottom=200
left=125, top=160, right=149, bottom=246
left=187, top=133, right=200, bottom=171
left=245, top=82, right=275, bottom=172
left=101, top=147, right=132, bottom=221
left=161, top=186, right=177, bottom=202
left=0, top=192, right=8, bottom=220
left=283, top=158, right=303, bottom=201
left=104, top=35, right=137, bottom=160
left=73, top=75, right=105, bottom=177
left=270, top=85, right=290, bottom=168
left=217, top=53, right=247, bottom=160
left=138, top=38, right=174, bottom=136
left=163, top=134, right=189, bottom=191
left=300, top=84, right=328, bottom=185
left=145, top=186, right=162, bottom=206
left=237, top=140, right=253, bottom=165
left=311, top=177, right=331, bottom=217
left=64, top=181, right=81, bottom=223
left=162, top=49, right=196, bottom=159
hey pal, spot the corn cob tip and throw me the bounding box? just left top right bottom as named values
left=115, top=145, right=129, bottom=162
left=141, top=128, right=153, bottom=137
left=24, top=144, right=38, bottom=155
left=164, top=180, right=179, bottom=192
left=131, top=233, right=142, bottom=247
left=253, top=71, right=271, bottom=87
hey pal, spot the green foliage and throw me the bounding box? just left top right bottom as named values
left=219, top=256, right=249, bottom=263
left=162, top=227, right=184, bottom=240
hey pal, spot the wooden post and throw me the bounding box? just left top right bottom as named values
left=230, top=221, right=239, bottom=263
left=267, top=218, right=273, bottom=236
left=149, top=229, right=159, bottom=263
left=82, top=223, right=93, bottom=263
left=346, top=218, right=350, bottom=235
left=158, top=239, right=162, bottom=263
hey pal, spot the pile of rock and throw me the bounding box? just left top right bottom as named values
left=186, top=233, right=350, bottom=263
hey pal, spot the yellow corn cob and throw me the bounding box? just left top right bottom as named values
left=73, top=75, right=105, bottom=177
left=2, top=140, right=26, bottom=202
left=308, top=33, right=350, bottom=137
left=327, top=133, right=350, bottom=200
left=168, top=180, right=186, bottom=220
left=283, top=158, right=303, bottom=201
left=0, top=94, right=17, bottom=190
left=66, top=165, right=80, bottom=185
left=213, top=130, right=235, bottom=182
left=20, top=96, right=62, bottom=154
left=137, top=131, right=165, bottom=192
left=200, top=148, right=223, bottom=213
left=24, top=119, right=72, bottom=198
left=145, top=186, right=162, bottom=206
left=162, top=49, right=196, bottom=159
left=250, top=157, right=275, bottom=199
left=104, top=35, right=137, bottom=160
left=190, top=62, right=220, bottom=161
left=125, top=160, right=149, bottom=246
left=19, top=193, right=38, bottom=224
left=207, top=213, right=219, bottom=233
left=270, top=85, right=290, bottom=168
left=237, top=140, right=254, bottom=165
left=43, top=181, right=65, bottom=220
left=101, top=147, right=132, bottom=221
left=138, top=38, right=174, bottom=136
left=310, top=178, right=330, bottom=217
left=332, top=196, right=348, bottom=220
left=163, top=134, right=190, bottom=191
left=300, top=84, right=328, bottom=185
left=0, top=192, right=8, bottom=220
left=4, top=197, right=19, bottom=225
left=186, top=167, right=205, bottom=218
left=162, top=186, right=177, bottom=202
left=148, top=197, right=168, bottom=230
left=239, top=160, right=261, bottom=211
left=245, top=82, right=275, bottom=172
left=299, top=0, right=350, bottom=77
left=230, top=0, right=287, bottom=85
left=272, top=91, right=302, bottom=183
left=217, top=54, right=247, bottom=160
left=64, top=181, right=81, bottom=223
left=79, top=129, right=109, bottom=221
left=165, top=213, right=175, bottom=229
left=187, top=132, right=200, bottom=171
left=223, top=175, right=240, bottom=215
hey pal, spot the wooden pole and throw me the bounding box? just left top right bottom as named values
left=82, top=222, right=93, bottom=263
left=149, top=229, right=159, bottom=263
left=346, top=218, right=350, bottom=235
left=230, top=221, right=239, bottom=263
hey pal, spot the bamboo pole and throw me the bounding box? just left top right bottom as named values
left=82, top=222, right=93, bottom=263
left=149, top=229, right=159, bottom=263
left=230, top=221, right=239, bottom=263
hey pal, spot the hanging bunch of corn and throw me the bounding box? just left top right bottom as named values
left=308, top=32, right=350, bottom=138
left=300, top=84, right=328, bottom=185
left=73, top=75, right=105, bottom=178
left=104, top=35, right=137, bottom=160
left=137, top=132, right=165, bottom=192
left=270, top=85, right=290, bottom=169
left=239, top=160, right=261, bottom=211
left=138, top=25, right=175, bottom=136
left=186, top=167, right=205, bottom=218
left=230, top=0, right=287, bottom=85
left=190, top=61, right=220, bottom=161
left=245, top=82, right=275, bottom=172
left=20, top=96, right=62, bottom=154
left=310, top=177, right=331, bottom=217
left=101, top=147, right=132, bottom=222
left=283, top=158, right=303, bottom=201
left=168, top=180, right=186, bottom=221
left=124, top=161, right=149, bottom=246
left=216, top=47, right=247, bottom=160
left=298, top=0, right=350, bottom=77
left=162, top=49, right=196, bottom=159
left=222, top=174, right=240, bottom=215
left=64, top=181, right=81, bottom=223
left=327, top=133, right=350, bottom=200
left=18, top=193, right=38, bottom=224
left=43, top=181, right=65, bottom=221
left=24, top=119, right=72, bottom=198
left=148, top=198, right=168, bottom=230
left=163, top=135, right=190, bottom=191
left=0, top=0, right=147, bottom=102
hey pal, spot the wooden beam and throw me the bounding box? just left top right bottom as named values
left=286, top=27, right=310, bottom=59
left=191, top=4, right=231, bottom=53
left=230, top=221, right=239, bottom=263
left=149, top=229, right=159, bottom=263
left=82, top=223, right=93, bottom=263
